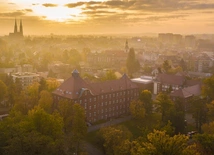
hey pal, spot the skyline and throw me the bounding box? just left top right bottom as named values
left=0, top=0, right=214, bottom=35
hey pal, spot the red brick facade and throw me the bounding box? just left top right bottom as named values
left=52, top=70, right=139, bottom=123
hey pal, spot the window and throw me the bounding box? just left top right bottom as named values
left=101, top=102, right=103, bottom=106
left=89, top=106, right=91, bottom=110
left=94, top=105, right=96, bottom=109
left=94, top=97, right=96, bottom=101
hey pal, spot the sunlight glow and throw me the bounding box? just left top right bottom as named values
left=33, top=5, right=82, bottom=22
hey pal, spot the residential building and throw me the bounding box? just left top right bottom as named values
left=11, top=72, right=40, bottom=88
left=52, top=69, right=139, bottom=123
left=170, top=84, right=201, bottom=111
left=153, top=73, right=201, bottom=95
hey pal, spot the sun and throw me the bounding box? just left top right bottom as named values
left=33, top=5, right=82, bottom=22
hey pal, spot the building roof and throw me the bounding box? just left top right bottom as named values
left=156, top=73, right=185, bottom=85
left=170, top=84, right=201, bottom=98
left=52, top=70, right=138, bottom=99
left=131, top=76, right=153, bottom=84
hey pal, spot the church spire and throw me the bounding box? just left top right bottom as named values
left=20, top=19, right=23, bottom=35
left=125, top=39, right=129, bottom=53
left=14, top=18, right=17, bottom=33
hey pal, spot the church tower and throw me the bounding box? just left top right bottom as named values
left=125, top=39, right=129, bottom=53
left=20, top=19, right=23, bottom=36
left=14, top=19, right=17, bottom=33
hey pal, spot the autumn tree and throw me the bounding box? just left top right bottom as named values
left=162, top=60, right=171, bottom=73
left=101, top=70, right=117, bottom=81
left=139, top=90, right=153, bottom=115
left=131, top=130, right=199, bottom=155
left=38, top=90, right=53, bottom=113
left=0, top=107, right=64, bottom=155
left=130, top=100, right=145, bottom=120
left=46, top=78, right=60, bottom=92
left=194, top=133, right=214, bottom=155
left=99, top=126, right=132, bottom=155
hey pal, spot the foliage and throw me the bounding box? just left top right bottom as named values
left=99, top=125, right=132, bottom=155
left=38, top=90, right=53, bottom=113
left=139, top=90, right=153, bottom=115
left=155, top=93, right=173, bottom=123
left=207, top=100, right=214, bottom=122
left=190, top=96, right=207, bottom=133
left=0, top=108, right=64, bottom=155
left=202, top=75, right=214, bottom=101
left=130, top=100, right=145, bottom=120
left=46, top=78, right=60, bottom=92
left=126, top=48, right=140, bottom=76
left=131, top=130, right=199, bottom=155
left=101, top=70, right=117, bottom=81
left=202, top=121, right=214, bottom=134
left=0, top=80, right=7, bottom=103
left=162, top=60, right=171, bottom=73
left=194, top=133, right=214, bottom=155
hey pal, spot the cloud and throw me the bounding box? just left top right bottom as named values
left=42, top=3, right=58, bottom=7
left=64, top=2, right=85, bottom=8
left=0, top=11, right=25, bottom=17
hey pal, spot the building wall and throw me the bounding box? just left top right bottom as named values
left=53, top=88, right=139, bottom=123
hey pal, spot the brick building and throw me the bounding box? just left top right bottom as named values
left=52, top=70, right=139, bottom=123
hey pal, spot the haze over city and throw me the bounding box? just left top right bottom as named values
left=1, top=0, right=214, bottom=35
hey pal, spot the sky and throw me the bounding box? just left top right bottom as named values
left=0, top=0, right=214, bottom=35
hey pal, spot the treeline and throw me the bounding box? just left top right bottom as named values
left=0, top=76, right=87, bottom=155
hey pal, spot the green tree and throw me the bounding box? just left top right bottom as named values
left=126, top=48, right=140, bottom=76
left=130, top=100, right=145, bottom=120
left=139, top=90, right=153, bottom=115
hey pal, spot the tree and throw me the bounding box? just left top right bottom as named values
left=207, top=100, right=214, bottom=122
left=131, top=130, right=199, bottom=155
left=38, top=90, right=53, bottom=113
left=202, top=75, right=214, bottom=101
left=0, top=107, right=64, bottom=155
left=101, top=70, right=117, bottom=81
left=0, top=80, right=7, bottom=104
left=99, top=126, right=132, bottom=155
left=139, top=90, right=152, bottom=115
left=71, top=104, right=87, bottom=154
left=46, top=78, right=60, bottom=92
left=155, top=93, right=173, bottom=123
left=190, top=96, right=207, bottom=133
left=194, top=133, right=214, bottom=155
left=130, top=100, right=145, bottom=120
left=201, top=121, right=214, bottom=134
left=162, top=60, right=171, bottom=73
left=126, top=48, right=140, bottom=76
